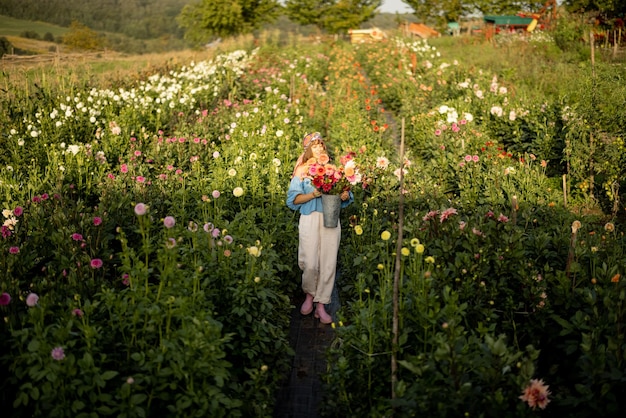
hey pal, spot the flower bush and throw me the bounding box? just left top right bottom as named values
left=1, top=30, right=626, bottom=418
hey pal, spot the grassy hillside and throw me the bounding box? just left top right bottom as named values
left=0, top=14, right=68, bottom=37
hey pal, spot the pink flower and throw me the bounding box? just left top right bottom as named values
left=9, top=246, right=19, bottom=254
left=93, top=217, right=102, bottom=226
left=439, top=208, right=458, bottom=223
left=122, top=273, right=130, bottom=286
left=204, top=222, right=214, bottom=233
left=72, top=308, right=84, bottom=317
left=422, top=210, right=439, bottom=221
left=434, top=129, right=442, bottom=136
left=41, top=193, right=49, bottom=200
left=0, top=292, right=10, bottom=306
left=212, top=190, right=221, bottom=199
left=134, top=203, right=147, bottom=216
left=134, top=150, right=142, bottom=157
left=26, top=293, right=39, bottom=307
left=71, top=233, right=83, bottom=241
left=464, top=155, right=472, bottom=162
left=136, top=176, right=145, bottom=183
left=223, top=249, right=231, bottom=257
left=211, top=228, right=220, bottom=238
left=485, top=210, right=494, bottom=218
left=166, top=238, right=177, bottom=249
left=120, top=164, right=128, bottom=173
left=1, top=225, right=11, bottom=238
left=32, top=196, right=42, bottom=203
left=224, top=235, right=233, bottom=244
left=472, top=155, right=479, bottom=162
left=90, top=258, right=103, bottom=269
left=498, top=213, right=509, bottom=223
left=51, top=346, right=65, bottom=361
left=13, top=206, right=23, bottom=217
left=163, top=216, right=176, bottom=228
left=519, top=379, right=551, bottom=410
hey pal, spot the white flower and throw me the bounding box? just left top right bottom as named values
left=438, top=105, right=449, bottom=114
left=276, top=130, right=284, bottom=137
left=463, top=113, right=474, bottom=122
left=490, top=106, right=503, bottom=117
left=446, top=110, right=458, bottom=124
left=376, top=156, right=389, bottom=170
left=272, top=158, right=281, bottom=167
left=66, top=145, right=81, bottom=155
left=228, top=168, right=237, bottom=177
left=233, top=187, right=244, bottom=197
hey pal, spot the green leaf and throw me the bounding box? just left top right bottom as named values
left=131, top=393, right=147, bottom=405
left=27, top=339, right=40, bottom=352
left=101, top=370, right=118, bottom=381
left=72, top=400, right=86, bottom=412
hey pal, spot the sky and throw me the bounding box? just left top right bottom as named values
left=379, top=0, right=414, bottom=14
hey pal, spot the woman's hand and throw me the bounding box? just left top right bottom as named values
left=340, top=190, right=350, bottom=201
left=312, top=189, right=322, bottom=198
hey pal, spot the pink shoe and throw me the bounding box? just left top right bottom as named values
left=314, top=303, right=333, bottom=324
left=300, top=293, right=314, bottom=315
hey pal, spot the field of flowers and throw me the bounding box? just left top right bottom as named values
left=1, top=31, right=626, bottom=417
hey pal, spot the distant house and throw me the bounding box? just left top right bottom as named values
left=483, top=15, right=534, bottom=33
left=348, top=28, right=386, bottom=44
left=405, top=22, right=440, bottom=39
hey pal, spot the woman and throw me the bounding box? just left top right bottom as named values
left=286, top=132, right=353, bottom=324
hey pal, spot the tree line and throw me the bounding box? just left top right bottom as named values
left=1, top=0, right=624, bottom=50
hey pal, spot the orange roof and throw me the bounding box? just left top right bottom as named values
left=407, top=23, right=440, bottom=38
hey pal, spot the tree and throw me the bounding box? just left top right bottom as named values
left=0, top=37, right=14, bottom=58
left=402, top=0, right=474, bottom=26
left=564, top=0, right=626, bottom=16
left=177, top=0, right=281, bottom=45
left=62, top=20, right=104, bottom=51
left=401, top=1, right=549, bottom=26
left=285, top=0, right=381, bottom=34
left=284, top=0, right=333, bottom=28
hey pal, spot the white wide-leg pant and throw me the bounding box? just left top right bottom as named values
left=298, top=211, right=341, bottom=305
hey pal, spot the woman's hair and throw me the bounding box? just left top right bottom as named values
left=302, top=139, right=327, bottom=161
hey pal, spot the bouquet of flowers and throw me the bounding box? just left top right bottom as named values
left=308, top=151, right=362, bottom=195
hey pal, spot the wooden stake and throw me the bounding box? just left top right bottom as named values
left=562, top=174, right=567, bottom=207
left=391, top=118, right=405, bottom=403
